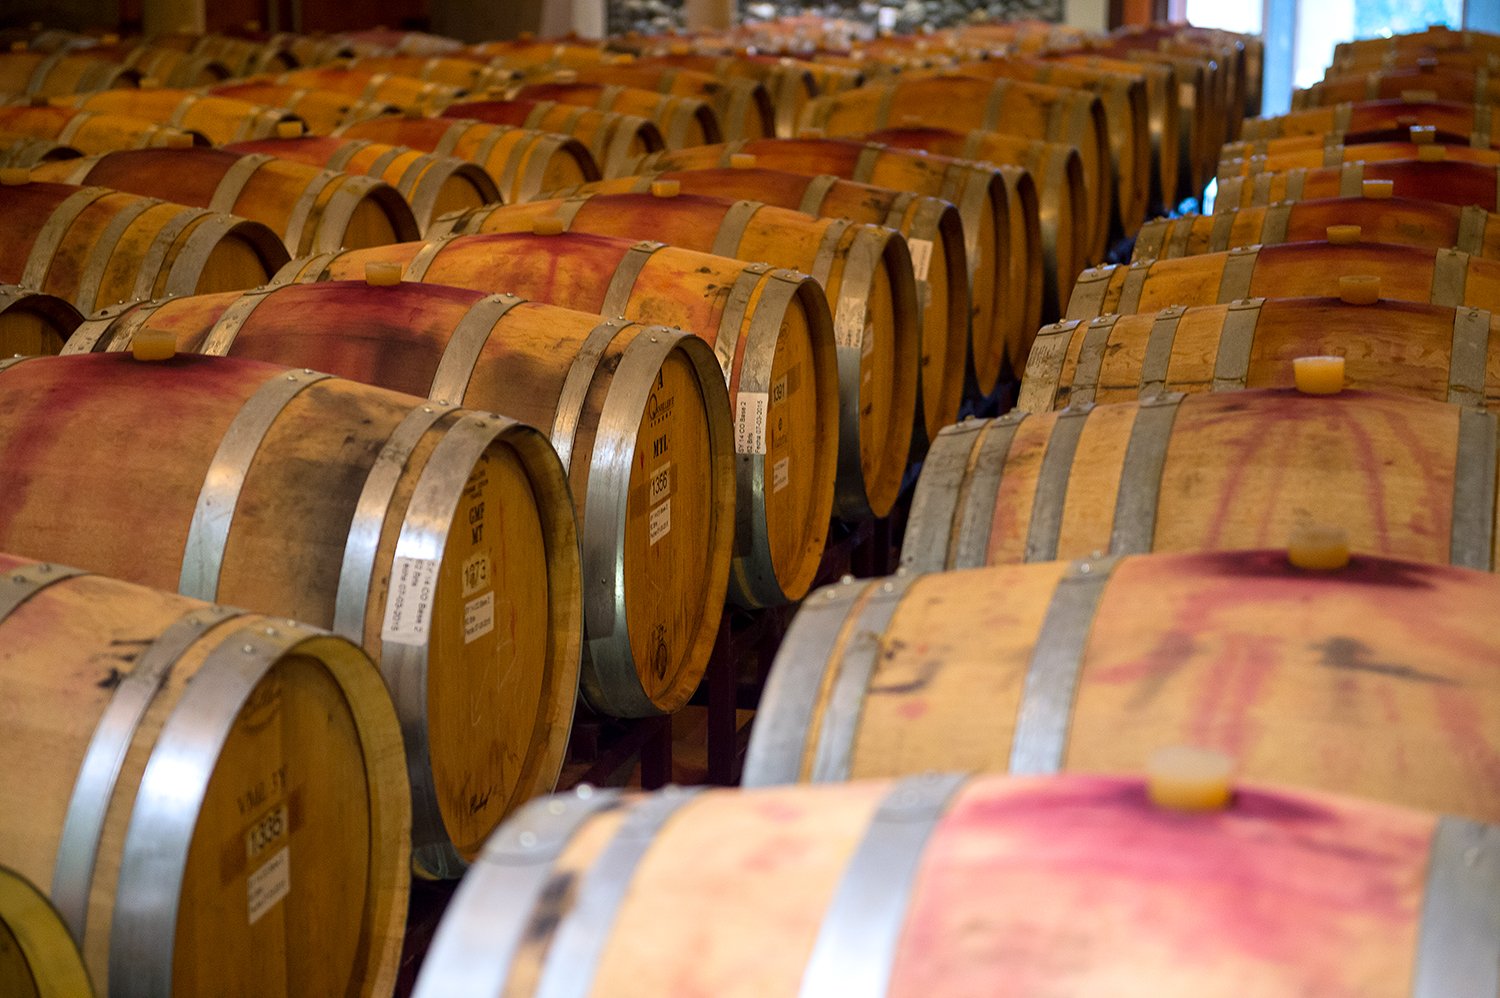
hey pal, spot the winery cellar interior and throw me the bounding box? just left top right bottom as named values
left=0, top=0, right=1497, bottom=993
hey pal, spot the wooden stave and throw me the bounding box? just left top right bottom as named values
left=1132, top=196, right=1500, bottom=262
left=0, top=284, right=82, bottom=356
left=28, top=147, right=421, bottom=257
left=0, top=551, right=411, bottom=996
left=1063, top=242, right=1500, bottom=322
left=629, top=139, right=1020, bottom=391
left=333, top=115, right=599, bottom=203
left=743, top=549, right=1500, bottom=826
left=275, top=231, right=842, bottom=603
left=0, top=353, right=583, bottom=876
left=1018, top=295, right=1500, bottom=414
left=439, top=98, right=663, bottom=179
left=410, top=773, right=1492, bottom=997
left=505, top=80, right=723, bottom=151
left=64, top=279, right=737, bottom=716
left=899, top=387, right=1498, bottom=575
left=224, top=135, right=501, bottom=236
left=434, top=190, right=926, bottom=485
left=0, top=179, right=289, bottom=313
left=0, top=865, right=93, bottom=998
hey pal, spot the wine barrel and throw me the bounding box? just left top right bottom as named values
left=0, top=105, right=200, bottom=154
left=0, top=285, right=81, bottom=355
left=192, top=33, right=298, bottom=76
left=1066, top=243, right=1500, bottom=321
left=1215, top=159, right=1500, bottom=214
left=902, top=387, right=1498, bottom=573
left=1242, top=98, right=1500, bottom=149
left=433, top=191, right=928, bottom=457
left=0, top=52, right=139, bottom=97
left=440, top=98, right=663, bottom=178
left=342, top=54, right=516, bottom=92
left=59, top=89, right=300, bottom=145
left=504, top=80, right=722, bottom=150
left=0, top=552, right=409, bottom=995
left=1332, top=28, right=1500, bottom=69
left=116, top=45, right=232, bottom=88
left=636, top=52, right=817, bottom=138
left=1219, top=137, right=1500, bottom=179
left=1135, top=197, right=1500, bottom=261
left=630, top=141, right=1029, bottom=388
left=268, top=68, right=462, bottom=115
left=411, top=773, right=1498, bottom=997
left=799, top=75, right=1109, bottom=264
left=1083, top=43, right=1214, bottom=200
left=0, top=866, right=92, bottom=998
left=0, top=353, right=582, bottom=876
left=1330, top=47, right=1500, bottom=77
left=64, top=278, right=738, bottom=707
left=470, top=38, right=614, bottom=72
left=339, top=29, right=465, bottom=59
left=1050, top=51, right=1180, bottom=215
left=1297, top=65, right=1500, bottom=109
left=861, top=126, right=1090, bottom=313
left=266, top=32, right=355, bottom=69
left=1020, top=296, right=1500, bottom=413
left=278, top=230, right=843, bottom=594
left=0, top=178, right=288, bottom=313
left=0, top=133, right=77, bottom=168
left=746, top=550, right=1500, bottom=822
left=942, top=58, right=1150, bottom=238
left=206, top=81, right=395, bottom=134
left=334, top=115, right=598, bottom=203
left=542, top=64, right=775, bottom=142
left=29, top=147, right=420, bottom=256
left=225, top=135, right=499, bottom=235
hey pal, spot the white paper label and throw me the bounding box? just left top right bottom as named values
left=464, top=591, right=495, bottom=643
left=735, top=391, right=768, bottom=454
left=834, top=297, right=865, bottom=349
left=461, top=552, right=490, bottom=597
left=649, top=461, right=671, bottom=505
left=908, top=238, right=933, bottom=282
left=649, top=498, right=671, bottom=545
left=773, top=456, right=790, bottom=493
left=382, top=556, right=437, bottom=645
left=247, top=847, right=290, bottom=925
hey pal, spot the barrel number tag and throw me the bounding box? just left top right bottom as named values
left=247, top=846, right=290, bottom=925
left=835, top=297, right=866, bottom=349
left=383, top=556, right=438, bottom=645
left=774, top=457, right=790, bottom=493
left=736, top=391, right=769, bottom=454
left=908, top=239, right=933, bottom=282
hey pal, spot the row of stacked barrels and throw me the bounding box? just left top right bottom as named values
left=0, top=16, right=1482, bottom=998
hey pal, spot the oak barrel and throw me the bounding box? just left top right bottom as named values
left=1214, top=159, right=1500, bottom=213
left=206, top=81, right=395, bottom=134
left=633, top=137, right=1032, bottom=385
left=1020, top=295, right=1500, bottom=412
left=745, top=550, right=1500, bottom=824
left=0, top=134, right=79, bottom=169
left=0, top=178, right=288, bottom=313
left=433, top=190, right=927, bottom=462
left=0, top=285, right=81, bottom=355
left=0, top=353, right=582, bottom=876
left=0, top=52, right=139, bottom=97
left=341, top=54, right=515, bottom=92
left=28, top=147, right=421, bottom=256
left=0, top=105, right=199, bottom=154
left=411, top=773, right=1499, bottom=997
left=504, top=80, right=721, bottom=150
left=334, top=115, right=598, bottom=202
left=277, top=230, right=843, bottom=594
left=635, top=51, right=819, bottom=137
left=0, top=866, right=92, bottom=998
left=1066, top=242, right=1500, bottom=321
left=64, top=279, right=738, bottom=709
left=902, top=387, right=1498, bottom=572
left=0, top=552, right=410, bottom=995
left=540, top=64, right=776, bottom=142
left=1241, top=98, right=1500, bottom=149
left=440, top=98, right=662, bottom=178
left=1297, top=65, right=1500, bottom=109
left=225, top=135, right=500, bottom=235
left=59, top=88, right=301, bottom=145
left=1219, top=138, right=1500, bottom=179
left=268, top=68, right=462, bottom=115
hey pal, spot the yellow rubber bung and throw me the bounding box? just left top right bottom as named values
left=276, top=120, right=305, bottom=138
left=8, top=41, right=24, bottom=52
left=364, top=261, right=403, bottom=286
left=1401, top=88, right=1439, bottom=103
left=1288, top=523, right=1352, bottom=570
left=1418, top=144, right=1447, bottom=162
left=164, top=130, right=194, bottom=148
left=131, top=327, right=177, bottom=362
left=531, top=216, right=566, bottom=236
left=1147, top=746, right=1234, bottom=813
left=1337, top=274, right=1380, bottom=305
left=554, top=69, right=579, bottom=83
left=650, top=179, right=681, bottom=198
left=0, top=168, right=30, bottom=186
left=729, top=153, right=758, bottom=169
left=1294, top=354, right=1346, bottom=394
left=1410, top=124, right=1436, bottom=144
left=1326, top=224, right=1361, bottom=245
left=101, top=32, right=120, bottom=44
left=798, top=127, right=826, bottom=137
left=140, top=77, right=162, bottom=90
left=1362, top=179, right=1394, bottom=199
